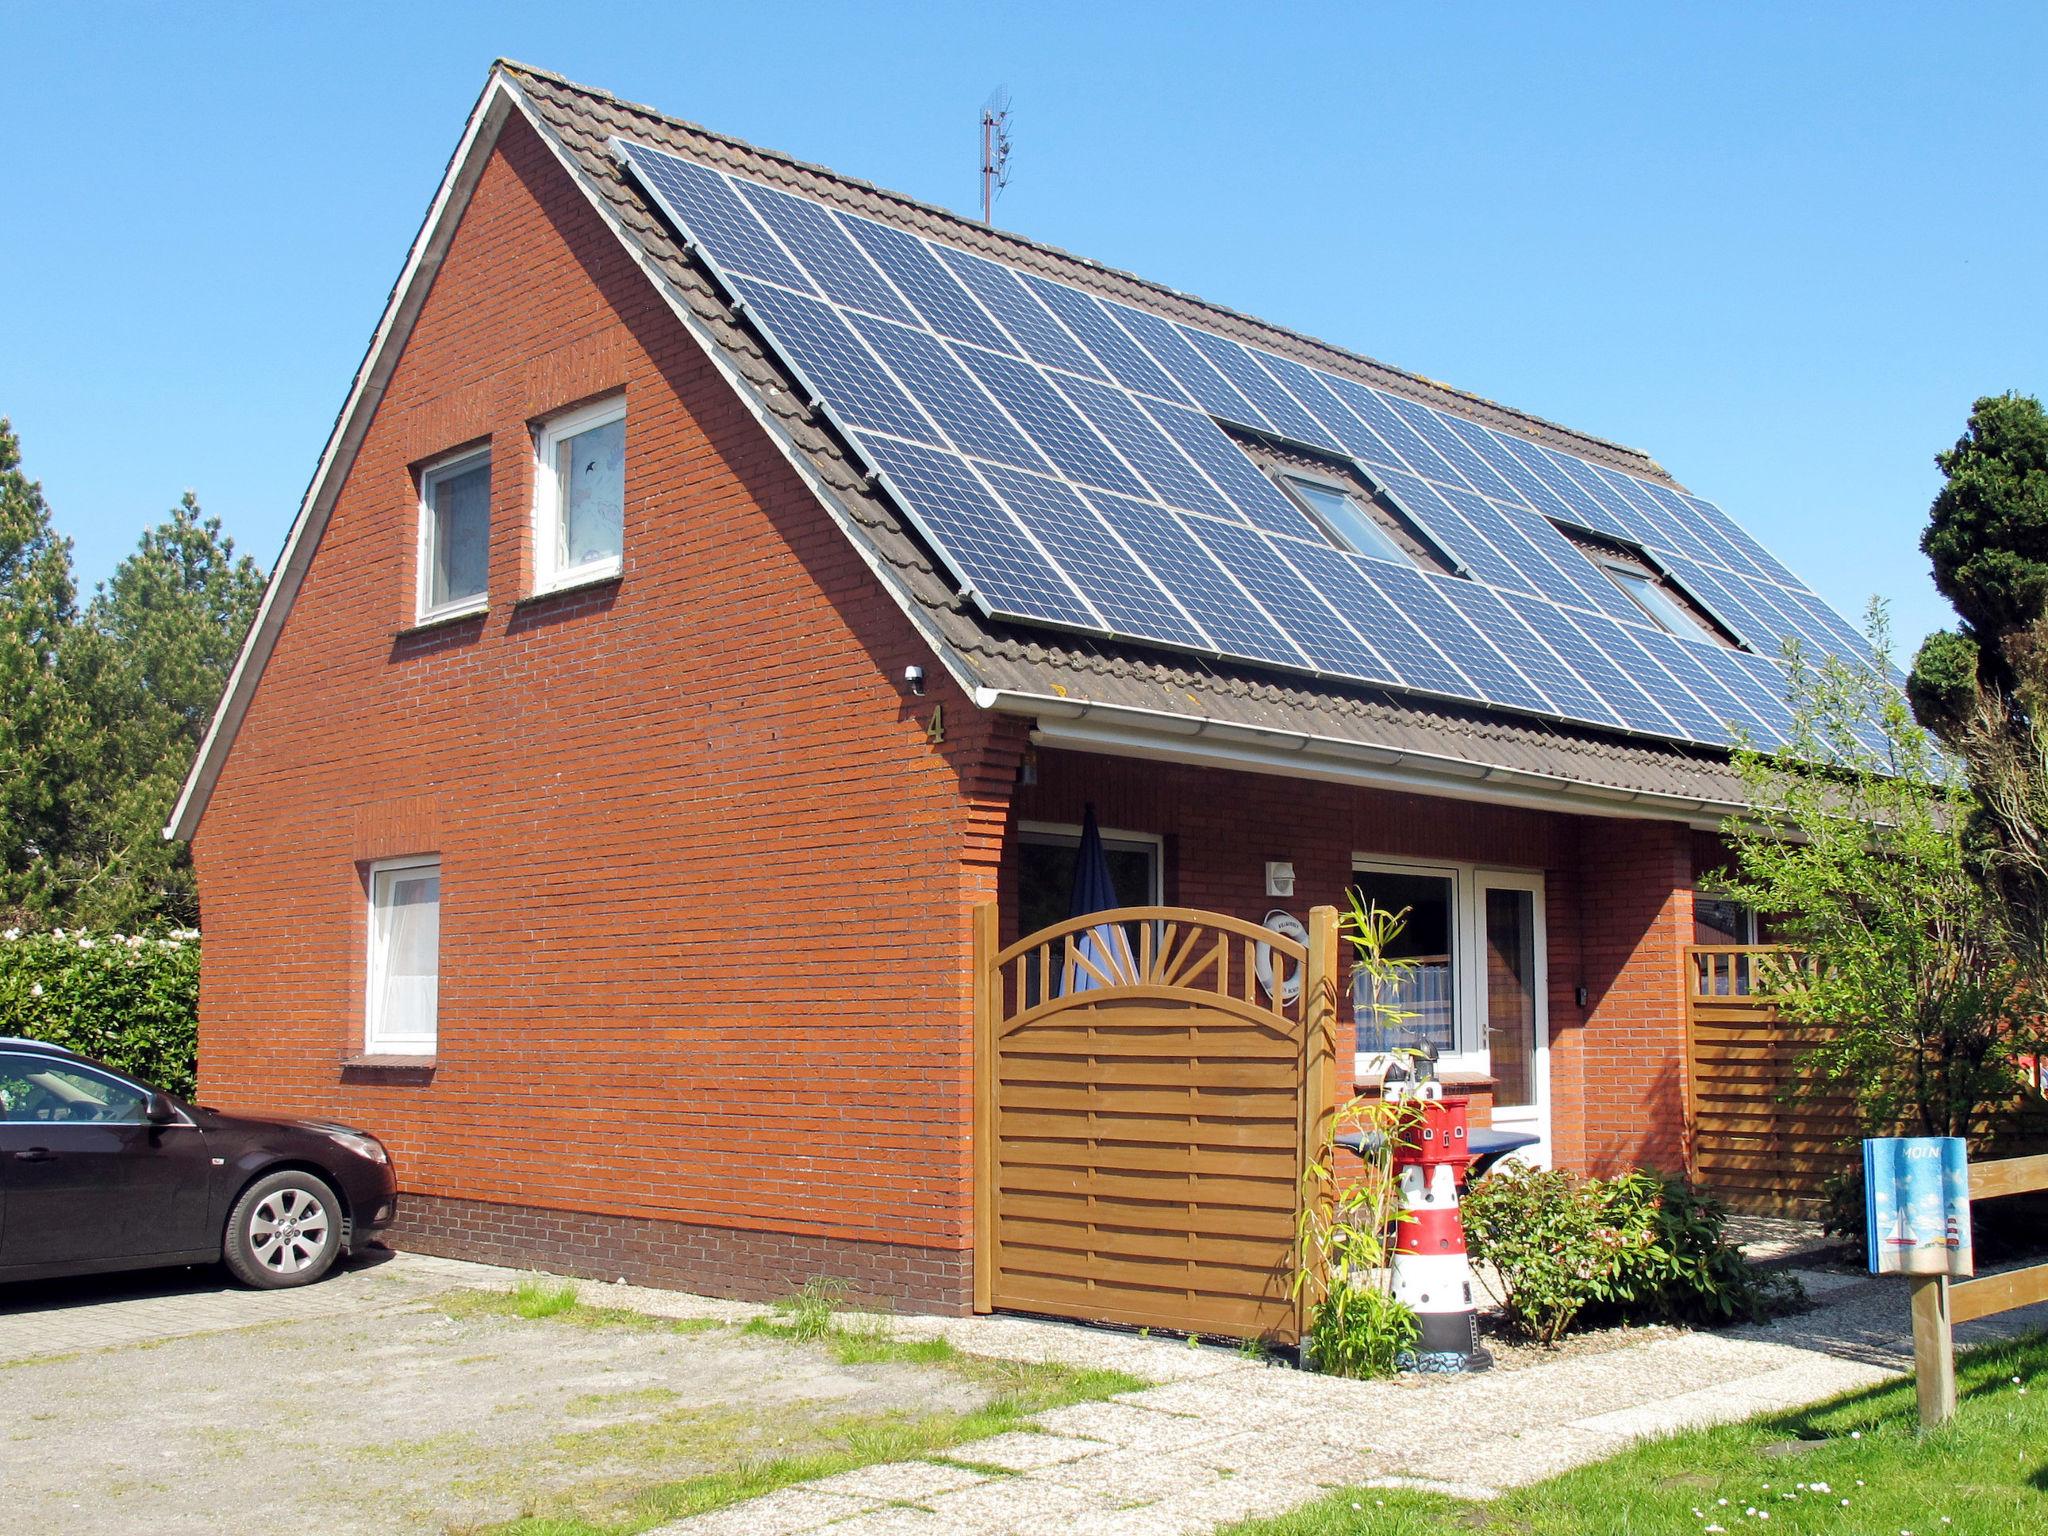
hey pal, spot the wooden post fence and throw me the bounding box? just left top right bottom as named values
left=1910, top=1150, right=2048, bottom=1429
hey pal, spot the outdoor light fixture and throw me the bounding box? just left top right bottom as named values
left=903, top=664, right=926, bottom=695
left=1265, top=861, right=1295, bottom=898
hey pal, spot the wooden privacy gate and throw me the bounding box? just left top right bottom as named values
left=972, top=904, right=1338, bottom=1345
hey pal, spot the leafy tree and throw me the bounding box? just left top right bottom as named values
left=1715, top=607, right=2037, bottom=1140
left=0, top=419, right=84, bottom=924
left=57, top=493, right=264, bottom=928
left=1907, top=392, right=2048, bottom=977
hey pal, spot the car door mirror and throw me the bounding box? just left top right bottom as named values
left=143, top=1092, right=177, bottom=1124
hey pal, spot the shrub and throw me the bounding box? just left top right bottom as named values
left=1305, top=1272, right=1418, bottom=1379
left=1463, top=1164, right=1795, bottom=1344
left=1590, top=1171, right=1799, bottom=1326
left=1291, top=895, right=1426, bottom=1377
left=1460, top=1164, right=1616, bottom=1344
left=0, top=927, right=200, bottom=1096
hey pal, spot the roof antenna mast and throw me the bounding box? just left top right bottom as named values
left=980, top=87, right=1012, bottom=225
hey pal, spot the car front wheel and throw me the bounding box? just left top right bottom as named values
left=223, top=1170, right=343, bottom=1289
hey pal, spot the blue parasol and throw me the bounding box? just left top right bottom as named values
left=1063, top=804, right=1134, bottom=993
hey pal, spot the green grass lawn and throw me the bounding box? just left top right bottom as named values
left=1225, top=1332, right=2048, bottom=1535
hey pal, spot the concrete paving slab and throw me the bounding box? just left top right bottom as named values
left=651, top=1486, right=872, bottom=1535
left=1416, top=1424, right=1633, bottom=1487
left=1042, top=1444, right=1244, bottom=1503
left=805, top=1458, right=992, bottom=1502
left=801, top=1508, right=956, bottom=1536
left=1031, top=1398, right=1232, bottom=1452
left=922, top=1475, right=1128, bottom=1529
left=939, top=1430, right=1111, bottom=1472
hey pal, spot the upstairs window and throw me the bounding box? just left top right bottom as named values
left=1232, top=431, right=1455, bottom=574
left=1557, top=524, right=1736, bottom=646
left=417, top=447, right=491, bottom=622
left=367, top=856, right=440, bottom=1056
left=1279, top=474, right=1412, bottom=564
left=533, top=395, right=627, bottom=592
left=1600, top=558, right=1718, bottom=640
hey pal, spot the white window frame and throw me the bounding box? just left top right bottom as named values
left=1351, top=855, right=1549, bottom=1127
left=1015, top=822, right=1164, bottom=902
left=1598, top=557, right=1718, bottom=642
left=532, top=394, right=627, bottom=595
left=365, top=854, right=441, bottom=1056
left=416, top=446, right=492, bottom=623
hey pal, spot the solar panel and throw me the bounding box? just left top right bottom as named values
left=617, top=137, right=1874, bottom=757
left=932, top=246, right=1106, bottom=380
left=855, top=435, right=1096, bottom=625
left=734, top=180, right=917, bottom=325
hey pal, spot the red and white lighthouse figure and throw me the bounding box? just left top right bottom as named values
left=1389, top=1088, right=1484, bottom=1371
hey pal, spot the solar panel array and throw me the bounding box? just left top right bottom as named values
left=617, top=137, right=1869, bottom=753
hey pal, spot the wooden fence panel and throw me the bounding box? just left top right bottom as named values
left=1684, top=946, right=2048, bottom=1213
left=1683, top=946, right=1857, bottom=1215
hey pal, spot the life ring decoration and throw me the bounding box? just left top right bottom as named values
left=1255, top=909, right=1309, bottom=1004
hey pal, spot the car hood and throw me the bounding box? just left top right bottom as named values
left=192, top=1106, right=373, bottom=1141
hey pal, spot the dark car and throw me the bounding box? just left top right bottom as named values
left=0, top=1037, right=396, bottom=1289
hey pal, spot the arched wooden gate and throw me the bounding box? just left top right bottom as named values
left=972, top=904, right=1338, bottom=1344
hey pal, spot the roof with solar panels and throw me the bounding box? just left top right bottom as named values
left=170, top=62, right=1880, bottom=840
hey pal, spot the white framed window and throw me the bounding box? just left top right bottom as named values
left=366, top=856, right=441, bottom=1055
left=1016, top=822, right=1163, bottom=1005
left=1599, top=557, right=1718, bottom=641
left=416, top=447, right=491, bottom=621
left=532, top=395, right=627, bottom=593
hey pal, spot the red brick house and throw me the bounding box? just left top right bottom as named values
left=169, top=62, right=1841, bottom=1316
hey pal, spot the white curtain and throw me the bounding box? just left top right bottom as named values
left=376, top=870, right=440, bottom=1045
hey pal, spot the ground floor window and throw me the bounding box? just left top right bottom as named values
left=1015, top=823, right=1161, bottom=1003
left=1694, top=896, right=1756, bottom=946
left=367, top=856, right=440, bottom=1055
left=1352, top=858, right=1547, bottom=1110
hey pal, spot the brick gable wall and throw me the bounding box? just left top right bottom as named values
left=192, top=113, right=1016, bottom=1308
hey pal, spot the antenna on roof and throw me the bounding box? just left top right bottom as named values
left=979, top=87, right=1012, bottom=225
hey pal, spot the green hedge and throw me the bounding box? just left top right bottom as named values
left=0, top=928, right=200, bottom=1097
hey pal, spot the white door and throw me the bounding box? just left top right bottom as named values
left=1471, top=871, right=1550, bottom=1165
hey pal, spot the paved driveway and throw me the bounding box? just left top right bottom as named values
left=0, top=1249, right=450, bottom=1363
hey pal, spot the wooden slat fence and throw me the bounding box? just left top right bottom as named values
left=1684, top=947, right=2048, bottom=1214
left=1684, top=945, right=1858, bottom=1215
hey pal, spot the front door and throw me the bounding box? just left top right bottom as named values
left=1474, top=872, right=1550, bottom=1163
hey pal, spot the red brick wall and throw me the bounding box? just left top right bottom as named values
left=1004, top=749, right=1689, bottom=1172
left=192, top=114, right=1019, bottom=1306
left=1575, top=819, right=1694, bottom=1174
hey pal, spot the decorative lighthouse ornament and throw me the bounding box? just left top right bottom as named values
left=1388, top=1082, right=1487, bottom=1372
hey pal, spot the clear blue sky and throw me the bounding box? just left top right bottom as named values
left=4, top=2, right=2040, bottom=656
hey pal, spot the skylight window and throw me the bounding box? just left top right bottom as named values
left=1279, top=474, right=1411, bottom=565
left=1600, top=559, right=1719, bottom=641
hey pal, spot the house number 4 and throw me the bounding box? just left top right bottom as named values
left=924, top=704, right=945, bottom=745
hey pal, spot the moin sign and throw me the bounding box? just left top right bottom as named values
left=1863, top=1136, right=1974, bottom=1279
